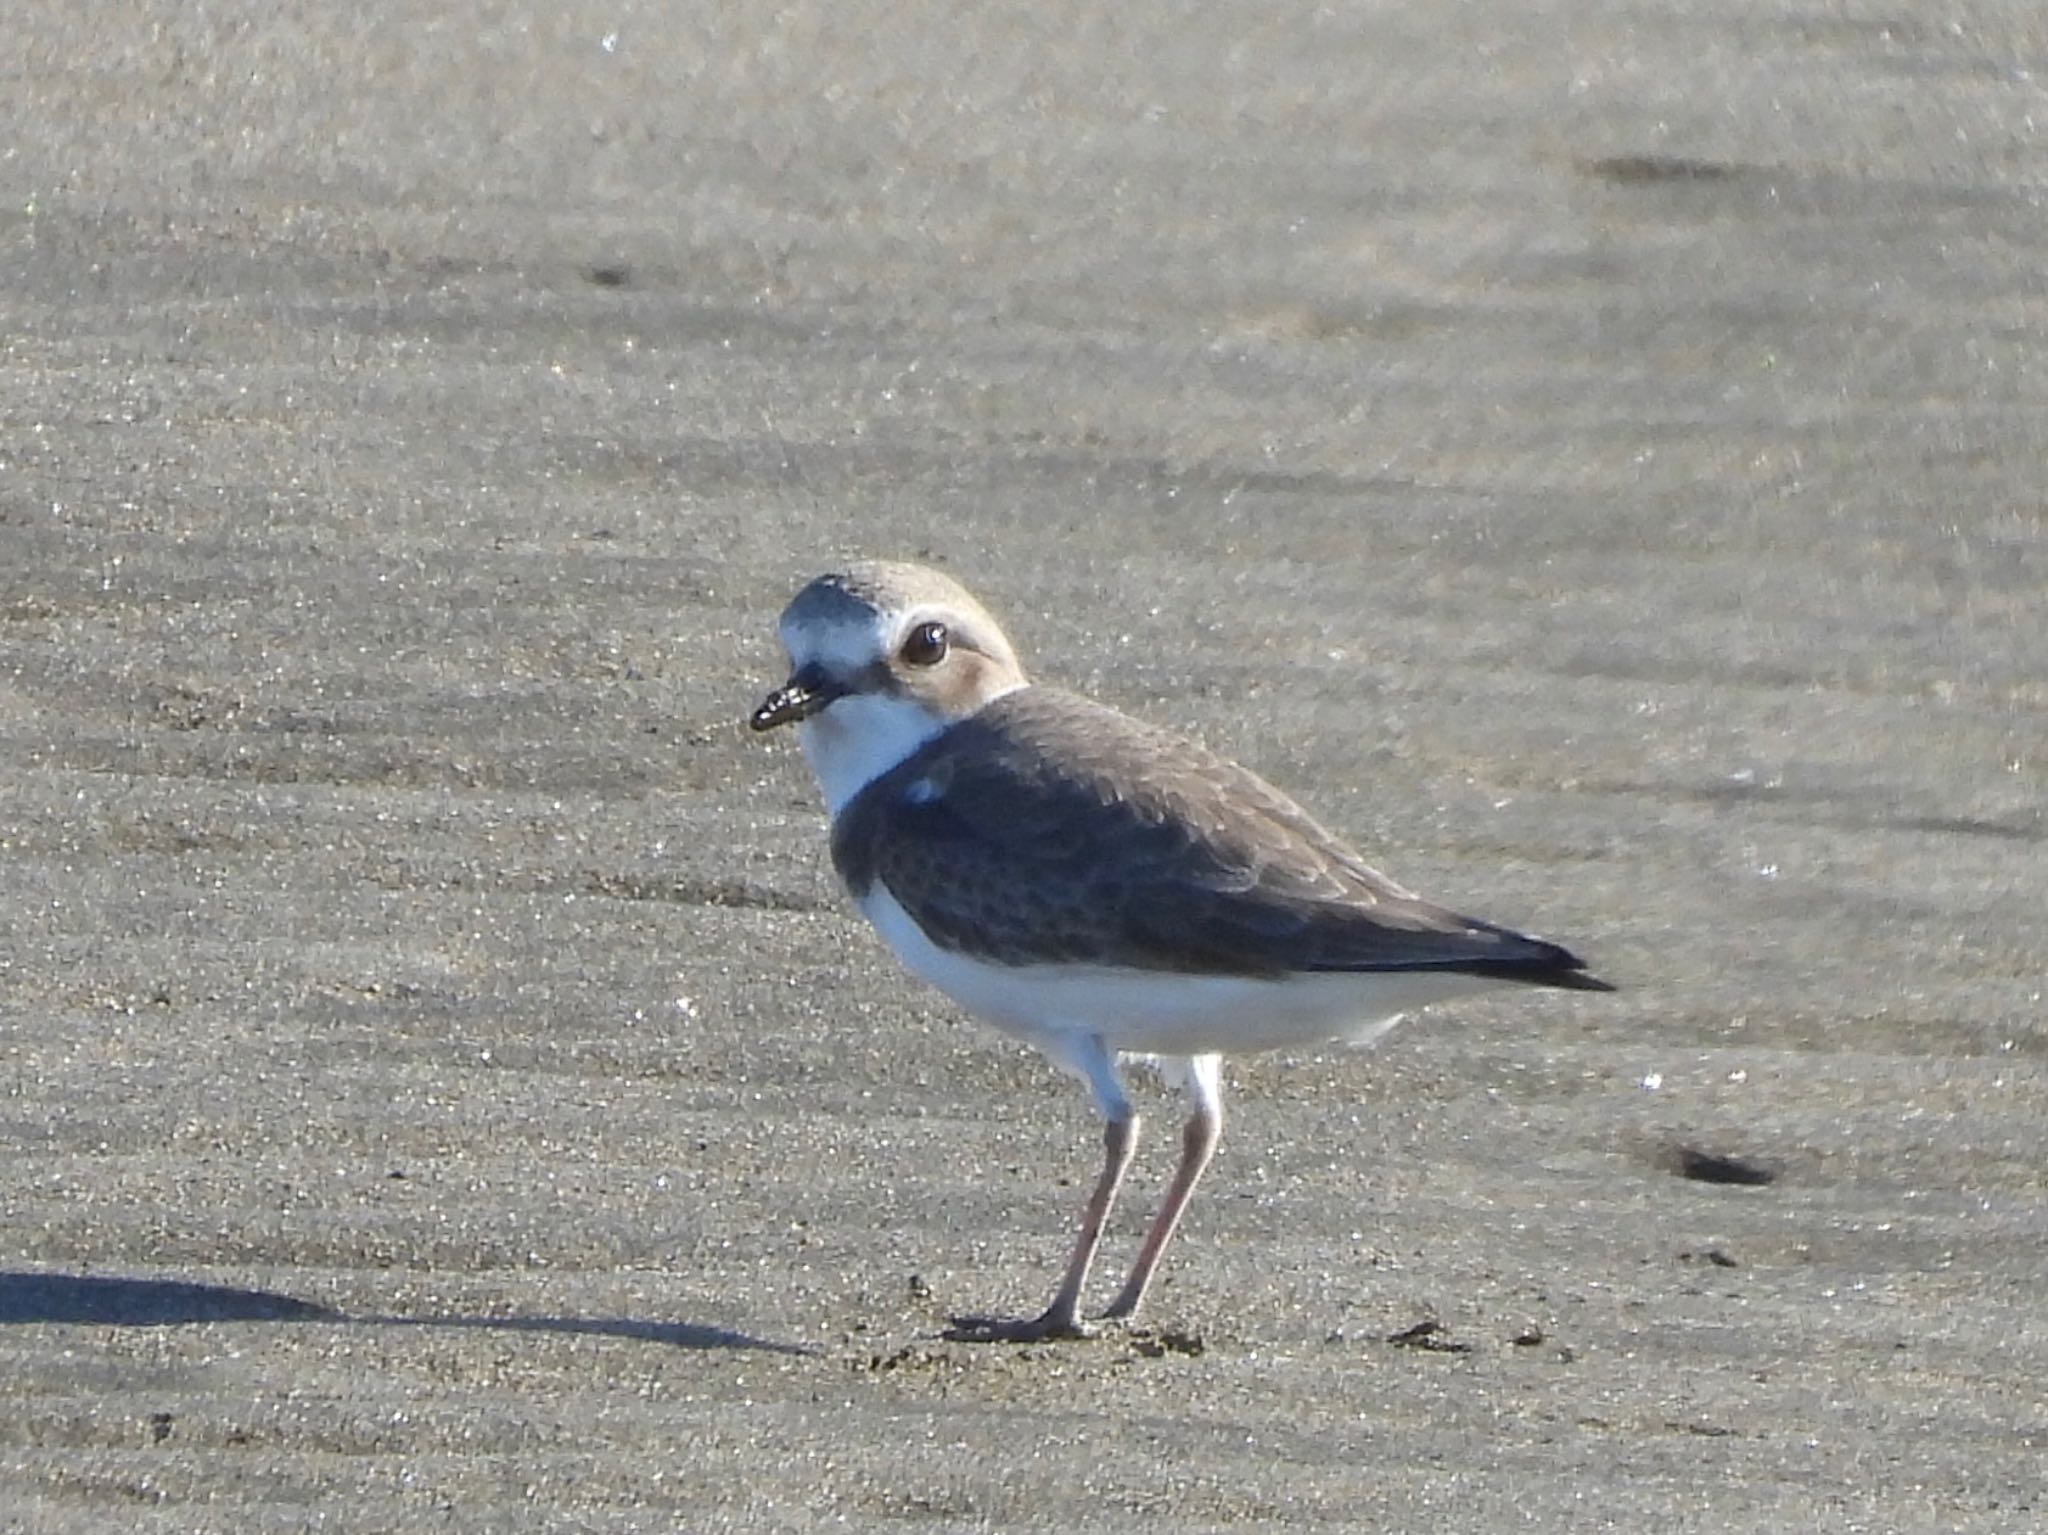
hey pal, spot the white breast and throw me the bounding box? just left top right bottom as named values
left=796, top=694, right=948, bottom=816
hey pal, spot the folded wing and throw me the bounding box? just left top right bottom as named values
left=832, top=689, right=1611, bottom=990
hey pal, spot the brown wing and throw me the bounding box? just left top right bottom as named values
left=831, top=688, right=1608, bottom=987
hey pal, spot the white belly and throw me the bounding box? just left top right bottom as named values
left=859, top=884, right=1501, bottom=1057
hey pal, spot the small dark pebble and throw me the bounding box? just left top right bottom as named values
left=1672, top=1419, right=1737, bottom=1438
left=1579, top=154, right=1744, bottom=185
left=583, top=264, right=632, bottom=288
left=1129, top=1327, right=1205, bottom=1359
left=1674, top=1146, right=1777, bottom=1186
left=1385, top=1319, right=1474, bottom=1354
left=1679, top=1247, right=1741, bottom=1268
left=866, top=1345, right=939, bottom=1374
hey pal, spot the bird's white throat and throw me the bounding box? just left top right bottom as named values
left=798, top=691, right=954, bottom=816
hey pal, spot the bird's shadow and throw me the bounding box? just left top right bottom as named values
left=0, top=1269, right=811, bottom=1356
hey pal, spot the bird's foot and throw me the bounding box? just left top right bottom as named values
left=942, top=1306, right=1094, bottom=1344
left=1095, top=1286, right=1146, bottom=1323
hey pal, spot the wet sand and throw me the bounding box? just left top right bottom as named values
left=3, top=2, right=2044, bottom=1529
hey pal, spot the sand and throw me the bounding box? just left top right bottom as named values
left=2, top=2, right=2044, bottom=1529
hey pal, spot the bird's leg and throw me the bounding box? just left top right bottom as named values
left=1100, top=1053, right=1223, bottom=1322
left=945, top=1112, right=1138, bottom=1343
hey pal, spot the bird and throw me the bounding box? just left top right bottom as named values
left=749, top=560, right=1613, bottom=1342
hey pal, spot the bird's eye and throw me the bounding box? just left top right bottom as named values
left=900, top=621, right=949, bottom=667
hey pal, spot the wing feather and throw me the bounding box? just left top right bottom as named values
left=832, top=688, right=1603, bottom=985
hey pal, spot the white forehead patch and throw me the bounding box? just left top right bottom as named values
left=779, top=603, right=892, bottom=676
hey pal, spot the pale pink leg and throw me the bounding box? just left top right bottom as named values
left=1100, top=1053, right=1223, bottom=1321
left=946, top=1113, right=1138, bottom=1342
